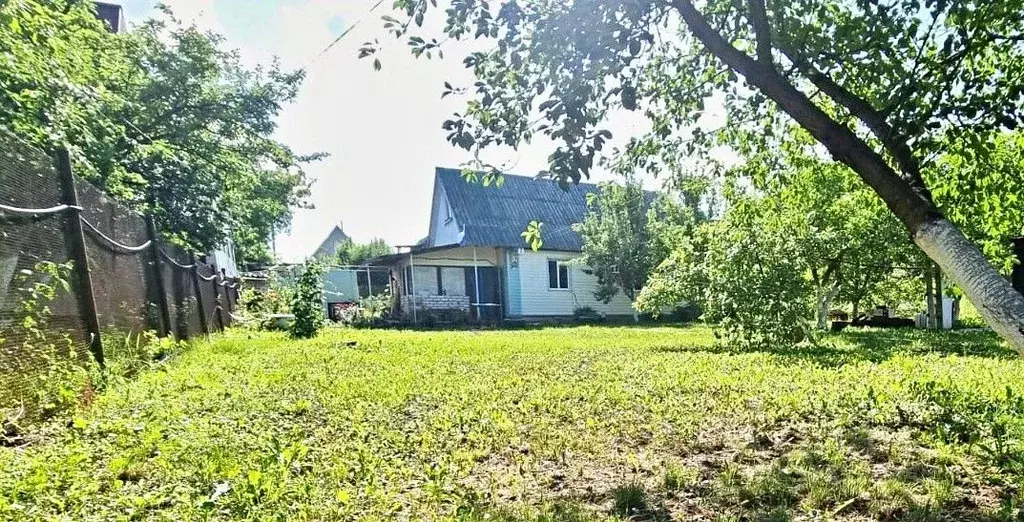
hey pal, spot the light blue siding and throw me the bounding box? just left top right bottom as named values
left=506, top=257, right=522, bottom=316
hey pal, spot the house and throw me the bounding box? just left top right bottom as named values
left=94, top=2, right=125, bottom=33
left=370, top=167, right=636, bottom=322
left=312, top=222, right=351, bottom=259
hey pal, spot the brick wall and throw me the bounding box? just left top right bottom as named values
left=402, top=295, right=471, bottom=313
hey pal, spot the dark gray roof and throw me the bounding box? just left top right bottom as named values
left=313, top=224, right=350, bottom=258
left=434, top=167, right=601, bottom=251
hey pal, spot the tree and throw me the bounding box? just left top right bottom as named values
left=290, top=261, right=326, bottom=339
left=638, top=194, right=814, bottom=349
left=929, top=132, right=1024, bottom=274
left=369, top=0, right=1024, bottom=353
left=758, top=157, right=915, bottom=329
left=573, top=178, right=689, bottom=312
left=0, top=1, right=316, bottom=265
left=637, top=155, right=917, bottom=344
left=334, top=238, right=393, bottom=266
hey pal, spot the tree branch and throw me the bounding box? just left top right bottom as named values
left=670, top=0, right=939, bottom=232
left=776, top=46, right=928, bottom=193
left=746, top=0, right=773, bottom=66
left=988, top=31, right=1024, bottom=43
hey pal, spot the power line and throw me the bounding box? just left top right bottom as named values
left=301, top=0, right=387, bottom=71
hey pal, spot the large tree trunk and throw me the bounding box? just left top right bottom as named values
left=816, top=284, right=840, bottom=330
left=915, top=220, right=1024, bottom=345
left=674, top=0, right=1024, bottom=354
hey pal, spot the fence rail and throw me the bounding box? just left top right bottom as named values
left=0, top=131, right=239, bottom=410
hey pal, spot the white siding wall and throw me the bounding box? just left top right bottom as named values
left=428, top=183, right=464, bottom=247
left=515, top=249, right=635, bottom=317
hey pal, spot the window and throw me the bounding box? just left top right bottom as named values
left=548, top=260, right=569, bottom=289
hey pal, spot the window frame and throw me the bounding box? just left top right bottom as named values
left=547, top=259, right=570, bottom=290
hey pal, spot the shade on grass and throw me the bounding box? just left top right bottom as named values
left=1, top=326, right=1023, bottom=520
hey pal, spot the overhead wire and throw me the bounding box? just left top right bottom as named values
left=36, top=0, right=391, bottom=263
left=301, top=0, right=387, bottom=71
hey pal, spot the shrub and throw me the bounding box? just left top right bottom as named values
left=337, top=290, right=392, bottom=328
left=240, top=272, right=294, bottom=318
left=572, top=306, right=604, bottom=324
left=104, top=330, right=185, bottom=380
left=290, top=261, right=326, bottom=338
left=0, top=261, right=92, bottom=425
left=638, top=213, right=815, bottom=350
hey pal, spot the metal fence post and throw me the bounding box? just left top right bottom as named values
left=56, top=150, right=104, bottom=368
left=145, top=216, right=172, bottom=337
left=191, top=255, right=210, bottom=336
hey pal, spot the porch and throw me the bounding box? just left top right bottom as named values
left=376, top=245, right=504, bottom=323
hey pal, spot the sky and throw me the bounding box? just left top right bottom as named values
left=117, top=0, right=655, bottom=262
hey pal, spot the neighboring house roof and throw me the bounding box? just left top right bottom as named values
left=94, top=2, right=124, bottom=33
left=313, top=223, right=350, bottom=258
left=432, top=167, right=602, bottom=252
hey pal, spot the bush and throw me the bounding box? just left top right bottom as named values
left=573, top=306, right=605, bottom=324
left=638, top=215, right=815, bottom=350
left=668, top=302, right=703, bottom=323
left=290, top=261, right=326, bottom=339
left=239, top=272, right=293, bottom=317
left=337, top=290, right=392, bottom=328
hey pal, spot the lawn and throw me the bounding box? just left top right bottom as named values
left=2, top=325, right=1024, bottom=521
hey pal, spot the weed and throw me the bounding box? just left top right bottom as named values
left=611, top=482, right=647, bottom=516
left=0, top=326, right=1022, bottom=520
left=662, top=462, right=697, bottom=492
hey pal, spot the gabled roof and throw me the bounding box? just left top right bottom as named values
left=433, top=167, right=602, bottom=252
left=313, top=223, right=350, bottom=258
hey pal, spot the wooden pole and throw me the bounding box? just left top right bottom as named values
left=171, top=259, right=188, bottom=340
left=473, top=246, right=481, bottom=322
left=496, top=247, right=504, bottom=322
left=214, top=270, right=228, bottom=329
left=56, top=150, right=104, bottom=368
left=210, top=273, right=225, bottom=332
left=409, top=252, right=417, bottom=325
left=924, top=265, right=936, bottom=330
left=191, top=255, right=210, bottom=336
left=145, top=215, right=172, bottom=337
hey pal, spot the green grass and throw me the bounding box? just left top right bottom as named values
left=3, top=325, right=1024, bottom=520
